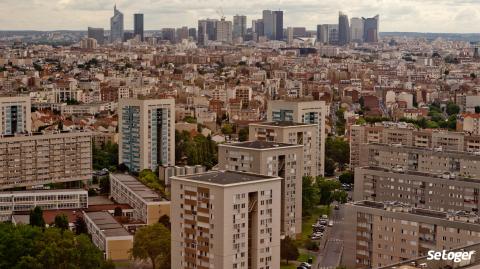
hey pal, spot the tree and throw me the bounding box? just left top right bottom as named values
left=114, top=206, right=123, bottom=217
left=238, top=127, right=249, bottom=142
left=29, top=206, right=45, bottom=227
left=446, top=102, right=460, bottom=116
left=280, top=236, right=299, bottom=264
left=339, top=171, right=354, bottom=184
left=324, top=157, right=336, bottom=176
left=131, top=223, right=171, bottom=269
left=92, top=142, right=119, bottom=171
left=221, top=123, right=233, bottom=135
left=158, top=215, right=171, bottom=230
left=54, top=214, right=69, bottom=230
left=74, top=216, right=88, bottom=235
left=325, top=136, right=350, bottom=170
left=99, top=176, right=110, bottom=194
left=476, top=106, right=480, bottom=114
left=316, top=178, right=342, bottom=205
left=302, top=176, right=320, bottom=216
left=333, top=190, right=348, bottom=204
left=0, top=223, right=111, bottom=269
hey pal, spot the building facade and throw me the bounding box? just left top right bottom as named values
left=218, top=141, right=303, bottom=237
left=118, top=98, right=175, bottom=172
left=0, top=96, right=31, bottom=135
left=267, top=100, right=326, bottom=176
left=110, top=5, right=124, bottom=43
left=0, top=189, right=87, bottom=221
left=109, top=173, right=170, bottom=225
left=346, top=201, right=480, bottom=269
left=249, top=121, right=319, bottom=177
left=171, top=171, right=281, bottom=269
left=0, top=132, right=92, bottom=190
left=133, top=13, right=144, bottom=41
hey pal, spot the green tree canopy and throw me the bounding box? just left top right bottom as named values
left=325, top=136, right=349, bottom=171
left=54, top=214, right=69, bottom=230
left=0, top=223, right=113, bottom=269
left=131, top=223, right=171, bottom=269
left=280, top=236, right=299, bottom=264
left=29, top=206, right=45, bottom=228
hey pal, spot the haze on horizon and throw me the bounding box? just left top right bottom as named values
left=0, top=0, right=478, bottom=33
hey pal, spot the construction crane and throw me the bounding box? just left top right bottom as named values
left=216, top=6, right=225, bottom=20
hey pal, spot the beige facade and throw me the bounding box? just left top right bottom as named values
left=345, top=201, right=480, bottom=269
left=0, top=96, right=31, bottom=135
left=218, top=141, right=303, bottom=237
left=350, top=123, right=480, bottom=169
left=0, top=132, right=92, bottom=190
left=360, top=143, right=480, bottom=178
left=249, top=121, right=319, bottom=177
left=171, top=171, right=281, bottom=269
left=118, top=98, right=175, bottom=172
left=83, top=211, right=133, bottom=261
left=267, top=100, right=326, bottom=176
left=110, top=173, right=170, bottom=225
left=354, top=166, right=480, bottom=212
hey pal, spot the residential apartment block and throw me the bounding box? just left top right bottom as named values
left=350, top=123, right=480, bottom=169
left=354, top=166, right=480, bottom=212
left=218, top=141, right=303, bottom=237
left=249, top=121, right=319, bottom=177
left=359, top=143, right=480, bottom=178
left=0, top=132, right=92, bottom=190
left=267, top=100, right=326, bottom=176
left=83, top=211, right=133, bottom=261
left=109, top=173, right=170, bottom=225
left=171, top=171, right=281, bottom=269
left=0, top=189, right=88, bottom=221
left=345, top=201, right=480, bottom=269
left=119, top=98, right=175, bottom=172
left=0, top=95, right=31, bottom=135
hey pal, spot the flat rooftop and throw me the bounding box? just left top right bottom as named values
left=174, top=170, right=279, bottom=185
left=251, top=121, right=315, bottom=127
left=0, top=189, right=87, bottom=196
left=222, top=140, right=300, bottom=149
left=110, top=173, right=165, bottom=202
left=84, top=211, right=131, bottom=237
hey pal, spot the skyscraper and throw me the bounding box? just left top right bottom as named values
left=133, top=13, right=144, bottom=41
left=87, top=27, right=104, bottom=45
left=188, top=28, right=197, bottom=40
left=317, top=24, right=338, bottom=45
left=197, top=19, right=217, bottom=45
left=338, top=11, right=350, bottom=45
left=363, top=15, right=380, bottom=43
left=118, top=98, right=175, bottom=172
left=273, top=10, right=283, bottom=41
left=0, top=96, right=31, bottom=135
left=233, top=15, right=247, bottom=40
left=110, top=5, right=124, bottom=43
left=262, top=10, right=283, bottom=41
left=215, top=18, right=232, bottom=43
left=252, top=19, right=264, bottom=40
left=176, top=26, right=189, bottom=42
left=350, top=17, right=364, bottom=43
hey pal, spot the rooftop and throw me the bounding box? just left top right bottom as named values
left=84, top=211, right=131, bottom=237
left=110, top=173, right=165, bottom=202
left=251, top=121, right=315, bottom=127
left=174, top=170, right=279, bottom=186
left=222, top=140, right=300, bottom=150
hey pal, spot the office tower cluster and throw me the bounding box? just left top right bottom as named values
left=345, top=122, right=480, bottom=268
left=317, top=12, right=379, bottom=45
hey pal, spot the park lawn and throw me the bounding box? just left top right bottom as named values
left=280, top=262, right=296, bottom=269
left=280, top=250, right=316, bottom=269
left=299, top=205, right=331, bottom=245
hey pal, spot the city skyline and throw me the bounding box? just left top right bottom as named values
left=0, top=0, right=479, bottom=33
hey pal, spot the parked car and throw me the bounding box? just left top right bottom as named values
left=328, top=220, right=334, bottom=227
left=334, top=204, right=340, bottom=210
left=300, top=262, right=312, bottom=269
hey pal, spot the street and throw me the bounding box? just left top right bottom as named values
left=314, top=203, right=346, bottom=269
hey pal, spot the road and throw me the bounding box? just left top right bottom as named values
left=314, top=204, right=346, bottom=269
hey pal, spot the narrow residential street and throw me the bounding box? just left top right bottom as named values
left=314, top=204, right=346, bottom=269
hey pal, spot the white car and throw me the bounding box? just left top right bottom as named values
left=328, top=220, right=334, bottom=227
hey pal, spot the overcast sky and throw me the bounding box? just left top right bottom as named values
left=0, top=0, right=479, bottom=33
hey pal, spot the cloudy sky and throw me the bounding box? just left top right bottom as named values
left=0, top=0, right=479, bottom=33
